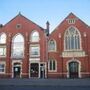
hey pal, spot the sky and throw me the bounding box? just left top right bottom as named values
left=0, top=0, right=90, bottom=32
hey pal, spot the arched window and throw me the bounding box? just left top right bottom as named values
left=12, top=34, right=24, bottom=58
left=48, top=59, right=57, bottom=71
left=31, top=31, right=39, bottom=42
left=64, top=27, right=81, bottom=51
left=48, top=39, right=56, bottom=51
left=0, top=33, right=6, bottom=44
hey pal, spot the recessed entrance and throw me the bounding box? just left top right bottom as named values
left=13, top=63, right=21, bottom=78
left=30, top=63, right=39, bottom=77
left=69, top=61, right=79, bottom=78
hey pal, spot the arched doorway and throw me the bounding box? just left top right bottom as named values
left=13, top=63, right=21, bottom=78
left=68, top=61, right=79, bottom=78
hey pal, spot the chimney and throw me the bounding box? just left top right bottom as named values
left=0, top=24, right=3, bottom=28
left=46, top=21, right=50, bottom=36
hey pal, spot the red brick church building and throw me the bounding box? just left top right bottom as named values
left=0, top=13, right=90, bottom=78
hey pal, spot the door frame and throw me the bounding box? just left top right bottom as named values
left=40, top=62, right=46, bottom=78
left=29, top=62, right=39, bottom=78
left=29, top=62, right=47, bottom=78
left=67, top=59, right=81, bottom=78
left=30, top=63, right=39, bottom=78
left=13, top=65, right=21, bottom=78
left=12, top=60, right=22, bottom=78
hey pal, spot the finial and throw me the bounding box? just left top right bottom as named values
left=18, top=11, right=21, bottom=15
left=46, top=21, right=50, bottom=25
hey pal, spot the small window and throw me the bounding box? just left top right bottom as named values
left=31, top=31, right=39, bottom=42
left=16, top=24, right=22, bottom=29
left=30, top=45, right=40, bottom=57
left=48, top=40, right=56, bottom=52
left=48, top=59, right=57, bottom=72
left=0, top=46, right=6, bottom=57
left=68, top=19, right=75, bottom=24
left=0, top=33, right=6, bottom=44
left=0, top=63, right=5, bottom=74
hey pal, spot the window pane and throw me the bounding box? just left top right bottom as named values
left=68, top=37, right=70, bottom=49
left=49, top=40, right=56, bottom=51
left=53, top=61, right=55, bottom=70
left=30, top=46, right=40, bottom=57
left=71, top=35, right=74, bottom=49
left=65, top=37, right=68, bottom=50
left=65, top=27, right=80, bottom=50
left=49, top=60, right=56, bottom=71
left=13, top=43, right=24, bottom=57
left=77, top=36, right=80, bottom=49
left=0, top=33, right=6, bottom=44
left=0, top=47, right=6, bottom=56
left=12, top=34, right=24, bottom=58
left=0, top=64, right=5, bottom=73
left=49, top=60, right=52, bottom=70
left=31, top=31, right=39, bottom=42
left=0, top=64, right=4, bottom=68
left=75, top=36, right=77, bottom=49
left=0, top=69, right=4, bottom=72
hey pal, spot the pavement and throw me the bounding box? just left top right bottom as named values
left=0, top=78, right=90, bottom=86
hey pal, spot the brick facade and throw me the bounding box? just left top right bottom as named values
left=48, top=13, right=90, bottom=78
left=0, top=13, right=90, bottom=78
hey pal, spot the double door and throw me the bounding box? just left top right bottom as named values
left=69, top=62, right=79, bottom=78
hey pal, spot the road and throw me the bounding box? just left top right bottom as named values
left=0, top=86, right=90, bottom=90
left=0, top=78, right=90, bottom=86
left=0, top=79, right=90, bottom=90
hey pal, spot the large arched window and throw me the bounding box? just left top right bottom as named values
left=12, top=34, right=24, bottom=58
left=48, top=59, right=57, bottom=72
left=31, top=31, right=39, bottom=42
left=48, top=39, right=56, bottom=51
left=0, top=33, right=6, bottom=44
left=64, top=26, right=81, bottom=51
left=0, top=33, right=6, bottom=57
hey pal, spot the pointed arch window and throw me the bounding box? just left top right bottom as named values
left=64, top=27, right=81, bottom=51
left=12, top=34, right=24, bottom=58
left=48, top=39, right=56, bottom=51
left=31, top=31, right=39, bottom=42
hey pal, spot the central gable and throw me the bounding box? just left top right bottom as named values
left=50, top=12, right=89, bottom=37
left=2, top=13, right=44, bottom=32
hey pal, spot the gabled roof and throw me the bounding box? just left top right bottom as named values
left=66, top=12, right=78, bottom=19
left=3, top=12, right=44, bottom=30
left=51, top=12, right=90, bottom=34
left=66, top=12, right=89, bottom=27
